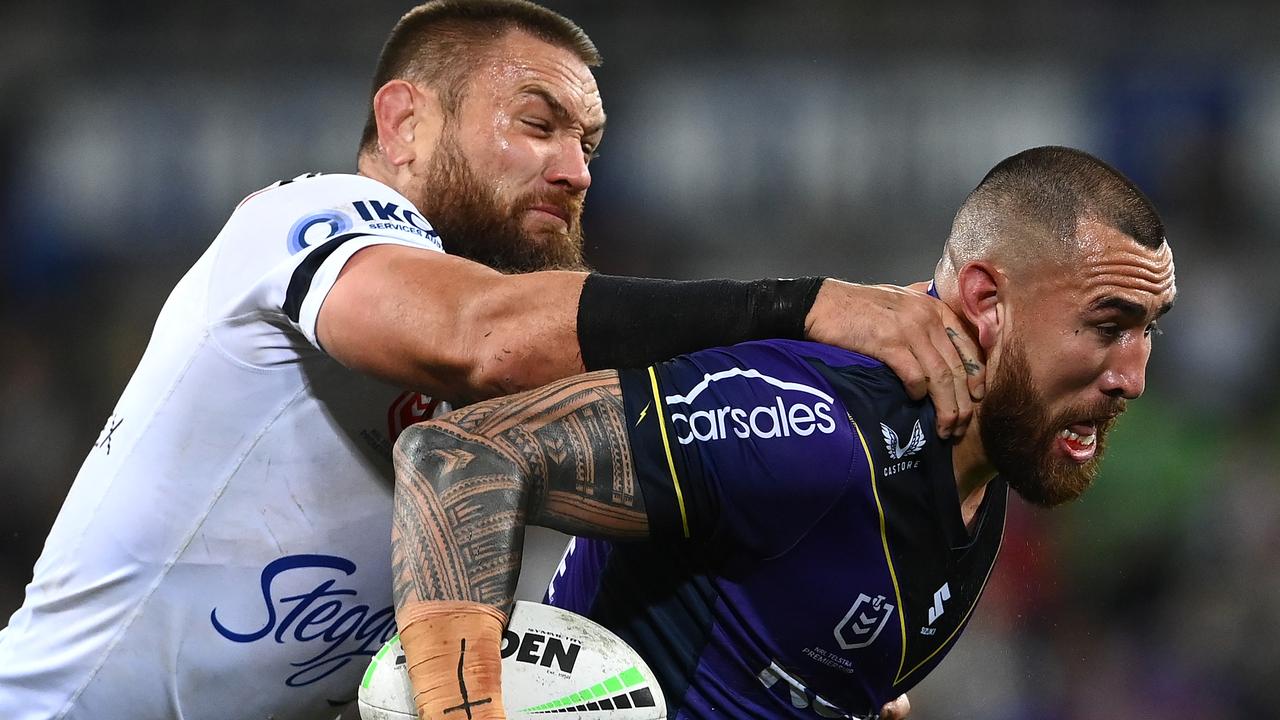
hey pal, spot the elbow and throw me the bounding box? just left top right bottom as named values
left=392, top=420, right=526, bottom=499
left=461, top=338, right=567, bottom=401
left=463, top=354, right=535, bottom=400
left=451, top=276, right=581, bottom=401
left=392, top=422, right=445, bottom=493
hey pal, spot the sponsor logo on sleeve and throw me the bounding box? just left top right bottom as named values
left=351, top=200, right=441, bottom=247
left=287, top=210, right=353, bottom=254
left=287, top=200, right=443, bottom=255
left=664, top=368, right=837, bottom=446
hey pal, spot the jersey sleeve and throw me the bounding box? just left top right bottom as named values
left=206, top=173, right=446, bottom=360
left=618, top=340, right=867, bottom=559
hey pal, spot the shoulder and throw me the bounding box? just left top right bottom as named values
left=715, top=341, right=930, bottom=447
left=224, top=173, right=442, bottom=254
left=234, top=173, right=409, bottom=211
left=690, top=340, right=903, bottom=397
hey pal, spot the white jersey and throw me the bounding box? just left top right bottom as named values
left=0, top=173, right=452, bottom=719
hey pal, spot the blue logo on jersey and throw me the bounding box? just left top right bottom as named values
left=287, top=211, right=353, bottom=254
left=210, top=554, right=396, bottom=687
left=352, top=199, right=435, bottom=233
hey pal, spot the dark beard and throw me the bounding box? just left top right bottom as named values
left=979, top=339, right=1124, bottom=507
left=413, top=132, right=587, bottom=274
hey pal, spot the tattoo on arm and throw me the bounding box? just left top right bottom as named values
left=391, top=370, right=647, bottom=614
left=945, top=327, right=982, bottom=376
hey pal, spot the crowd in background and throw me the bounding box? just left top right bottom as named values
left=2, top=1, right=1278, bottom=718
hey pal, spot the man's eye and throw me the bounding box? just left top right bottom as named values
left=1095, top=324, right=1122, bottom=340
left=582, top=144, right=599, bottom=162
left=1144, top=322, right=1163, bottom=339
left=522, top=118, right=551, bottom=133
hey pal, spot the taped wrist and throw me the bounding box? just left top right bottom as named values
left=577, top=275, right=826, bottom=369
left=398, top=601, right=508, bottom=720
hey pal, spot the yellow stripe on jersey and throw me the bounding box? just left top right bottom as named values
left=855, top=415, right=1009, bottom=686
left=852, top=418, right=908, bottom=681
left=648, top=366, right=690, bottom=539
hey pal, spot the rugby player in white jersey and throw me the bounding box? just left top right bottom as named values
left=0, top=2, right=975, bottom=718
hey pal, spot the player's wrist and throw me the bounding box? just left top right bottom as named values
left=762, top=276, right=827, bottom=341
left=576, top=274, right=826, bottom=369
left=398, top=600, right=509, bottom=720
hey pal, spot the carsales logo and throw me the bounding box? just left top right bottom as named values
left=665, top=368, right=837, bottom=445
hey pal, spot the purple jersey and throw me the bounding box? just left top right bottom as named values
left=546, top=340, right=1007, bottom=719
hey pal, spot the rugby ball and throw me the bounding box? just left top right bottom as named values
left=359, top=601, right=666, bottom=719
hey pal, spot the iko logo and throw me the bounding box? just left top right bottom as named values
left=757, top=660, right=870, bottom=719
left=833, top=593, right=895, bottom=650
left=881, top=420, right=925, bottom=460
left=287, top=210, right=353, bottom=254
left=352, top=199, right=434, bottom=233
left=210, top=554, right=396, bottom=687
left=665, top=368, right=837, bottom=446
left=927, top=582, right=951, bottom=625
left=352, top=200, right=440, bottom=246
left=501, top=630, right=581, bottom=674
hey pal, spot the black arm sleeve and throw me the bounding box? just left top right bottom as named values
left=577, top=274, right=826, bottom=370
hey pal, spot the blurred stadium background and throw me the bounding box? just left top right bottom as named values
left=2, top=1, right=1278, bottom=718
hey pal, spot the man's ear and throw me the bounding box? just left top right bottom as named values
left=372, top=80, right=443, bottom=167
left=956, top=261, right=1005, bottom=351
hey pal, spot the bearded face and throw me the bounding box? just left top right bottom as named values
left=979, top=338, right=1125, bottom=507
left=410, top=128, right=588, bottom=274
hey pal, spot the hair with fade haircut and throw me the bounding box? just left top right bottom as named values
left=945, top=146, right=1165, bottom=274
left=358, top=0, right=602, bottom=157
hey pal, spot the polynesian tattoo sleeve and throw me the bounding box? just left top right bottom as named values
left=391, top=370, right=648, bottom=614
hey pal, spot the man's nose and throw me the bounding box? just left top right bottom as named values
left=1099, top=339, right=1151, bottom=400
left=545, top=139, right=591, bottom=193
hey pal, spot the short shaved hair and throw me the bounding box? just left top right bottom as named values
left=358, top=0, right=601, bottom=158
left=945, top=146, right=1165, bottom=275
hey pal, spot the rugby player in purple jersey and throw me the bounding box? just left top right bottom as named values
left=389, top=145, right=1176, bottom=720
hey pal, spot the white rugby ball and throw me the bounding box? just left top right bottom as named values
left=358, top=601, right=666, bottom=719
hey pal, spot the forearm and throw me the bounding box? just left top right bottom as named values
left=390, top=419, right=526, bottom=720
left=390, top=370, right=648, bottom=611
left=391, top=421, right=528, bottom=614
left=390, top=371, right=645, bottom=720
left=576, top=274, right=824, bottom=370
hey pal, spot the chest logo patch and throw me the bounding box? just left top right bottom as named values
left=833, top=593, right=895, bottom=650
left=880, top=420, right=925, bottom=460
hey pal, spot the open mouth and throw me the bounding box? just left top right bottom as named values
left=1056, top=422, right=1099, bottom=463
